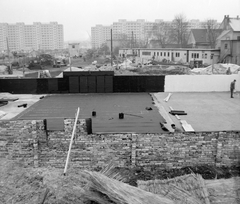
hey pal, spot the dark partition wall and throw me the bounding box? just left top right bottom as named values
left=0, top=72, right=165, bottom=94
left=113, top=75, right=165, bottom=92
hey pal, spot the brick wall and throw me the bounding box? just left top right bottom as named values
left=0, top=120, right=240, bottom=170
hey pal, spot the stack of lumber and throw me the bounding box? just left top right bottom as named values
left=169, top=110, right=187, bottom=116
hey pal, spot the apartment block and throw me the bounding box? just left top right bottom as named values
left=0, top=22, right=64, bottom=52
left=91, top=25, right=112, bottom=49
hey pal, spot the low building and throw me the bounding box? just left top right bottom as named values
left=68, top=43, right=80, bottom=57
left=119, top=48, right=220, bottom=66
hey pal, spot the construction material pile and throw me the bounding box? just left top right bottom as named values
left=1, top=158, right=240, bottom=204
left=0, top=159, right=174, bottom=204
left=138, top=174, right=240, bottom=204
left=191, top=63, right=240, bottom=75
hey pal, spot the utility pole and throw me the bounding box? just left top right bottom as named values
left=110, top=29, right=113, bottom=66
left=6, top=37, right=12, bottom=74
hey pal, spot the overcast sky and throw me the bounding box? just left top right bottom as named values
left=0, top=0, right=239, bottom=41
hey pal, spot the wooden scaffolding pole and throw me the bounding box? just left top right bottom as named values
left=63, top=107, right=80, bottom=175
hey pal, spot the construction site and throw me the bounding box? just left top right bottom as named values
left=0, top=52, right=240, bottom=204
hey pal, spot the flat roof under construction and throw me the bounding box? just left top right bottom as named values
left=15, top=93, right=166, bottom=134
left=154, top=92, right=240, bottom=132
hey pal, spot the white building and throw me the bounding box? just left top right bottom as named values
left=0, top=22, right=64, bottom=52
left=68, top=43, right=80, bottom=57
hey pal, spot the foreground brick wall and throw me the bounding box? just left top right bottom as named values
left=0, top=120, right=240, bottom=170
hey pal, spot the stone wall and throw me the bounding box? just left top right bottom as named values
left=0, top=120, right=240, bottom=170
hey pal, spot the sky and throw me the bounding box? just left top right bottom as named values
left=0, top=0, right=239, bottom=41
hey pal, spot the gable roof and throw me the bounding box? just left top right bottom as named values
left=229, top=18, right=240, bottom=31
left=216, top=30, right=231, bottom=40
left=191, top=29, right=208, bottom=43
left=191, top=29, right=222, bottom=43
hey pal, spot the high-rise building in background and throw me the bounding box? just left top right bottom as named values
left=91, top=25, right=112, bottom=49
left=0, top=22, right=64, bottom=52
left=91, top=19, right=220, bottom=49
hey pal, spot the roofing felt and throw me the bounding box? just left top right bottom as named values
left=15, top=93, right=166, bottom=134
left=229, top=18, right=240, bottom=31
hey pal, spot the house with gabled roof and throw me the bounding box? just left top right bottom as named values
left=188, top=29, right=222, bottom=49
left=216, top=15, right=240, bottom=65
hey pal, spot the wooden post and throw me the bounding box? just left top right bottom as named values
left=63, top=107, right=80, bottom=175
left=111, top=29, right=113, bottom=66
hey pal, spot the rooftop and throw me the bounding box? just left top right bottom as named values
left=1, top=92, right=240, bottom=133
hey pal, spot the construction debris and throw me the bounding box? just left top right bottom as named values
left=180, top=120, right=194, bottom=132
left=191, top=63, right=240, bottom=75
left=169, top=110, right=187, bottom=115
left=164, top=93, right=172, bottom=102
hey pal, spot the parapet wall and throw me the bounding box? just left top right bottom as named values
left=0, top=120, right=240, bottom=170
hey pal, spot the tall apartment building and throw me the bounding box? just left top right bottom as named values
left=0, top=22, right=64, bottom=52
left=91, top=25, right=111, bottom=49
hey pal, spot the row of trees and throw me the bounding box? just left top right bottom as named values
left=147, top=14, right=220, bottom=48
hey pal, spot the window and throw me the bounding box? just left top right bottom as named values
left=237, top=36, right=240, bottom=40
left=164, top=52, right=166, bottom=57
left=72, top=45, right=75, bottom=48
left=142, top=51, right=151, bottom=56
left=168, top=52, right=170, bottom=57
left=205, top=53, right=207, bottom=58
left=160, top=52, right=162, bottom=56
left=157, top=52, right=159, bottom=56
left=211, top=54, right=214, bottom=59
left=175, top=52, right=180, bottom=57
left=224, top=43, right=228, bottom=49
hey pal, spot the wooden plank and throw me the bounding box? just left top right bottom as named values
left=182, top=123, right=195, bottom=132
left=69, top=76, right=79, bottom=93
left=80, top=76, right=88, bottom=93
left=88, top=76, right=96, bottom=93
left=64, top=108, right=80, bottom=175
left=97, top=76, right=104, bottom=93
left=105, top=76, right=113, bottom=93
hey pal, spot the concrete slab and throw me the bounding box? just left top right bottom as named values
left=0, top=93, right=45, bottom=120
left=154, top=92, right=240, bottom=132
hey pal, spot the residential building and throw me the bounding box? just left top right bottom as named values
left=91, top=25, right=111, bottom=49
left=217, top=15, right=240, bottom=65
left=0, top=22, right=64, bottom=52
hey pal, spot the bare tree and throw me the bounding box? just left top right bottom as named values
left=170, top=14, right=189, bottom=47
left=202, top=19, right=222, bottom=48
left=151, top=21, right=172, bottom=47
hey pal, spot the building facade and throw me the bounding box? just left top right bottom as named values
left=91, top=25, right=111, bottom=49
left=0, top=22, right=64, bottom=52
left=119, top=48, right=220, bottom=66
